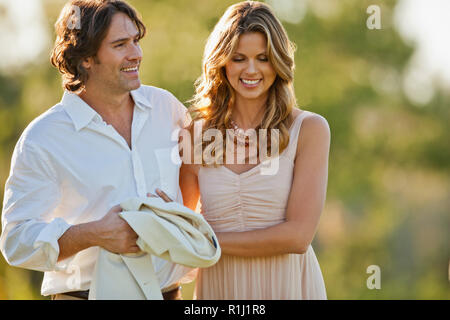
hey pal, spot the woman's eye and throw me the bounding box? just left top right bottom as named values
left=259, top=56, right=269, bottom=62
left=232, top=57, right=244, bottom=62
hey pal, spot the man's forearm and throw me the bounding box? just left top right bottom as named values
left=57, top=221, right=100, bottom=262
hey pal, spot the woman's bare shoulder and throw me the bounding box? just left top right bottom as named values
left=295, top=110, right=331, bottom=154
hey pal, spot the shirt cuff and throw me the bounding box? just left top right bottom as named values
left=33, top=217, right=72, bottom=271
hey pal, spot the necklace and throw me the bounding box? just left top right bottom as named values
left=230, top=119, right=249, bottom=147
left=230, top=119, right=258, bottom=147
left=230, top=119, right=246, bottom=138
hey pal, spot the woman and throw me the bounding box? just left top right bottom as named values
left=165, top=1, right=330, bottom=300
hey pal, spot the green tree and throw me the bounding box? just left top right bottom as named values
left=0, top=0, right=448, bottom=299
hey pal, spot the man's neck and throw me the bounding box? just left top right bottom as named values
left=78, top=83, right=135, bottom=148
left=78, top=85, right=134, bottom=119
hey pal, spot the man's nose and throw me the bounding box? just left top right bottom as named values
left=128, top=42, right=143, bottom=61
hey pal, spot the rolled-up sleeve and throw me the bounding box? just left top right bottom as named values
left=0, top=139, right=71, bottom=272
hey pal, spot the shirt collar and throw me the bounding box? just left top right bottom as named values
left=130, top=88, right=153, bottom=110
left=62, top=88, right=153, bottom=131
left=61, top=91, right=98, bottom=131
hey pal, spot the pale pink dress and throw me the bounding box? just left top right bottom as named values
left=196, top=111, right=327, bottom=300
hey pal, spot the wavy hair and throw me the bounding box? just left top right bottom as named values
left=189, top=1, right=297, bottom=164
left=50, top=0, right=146, bottom=93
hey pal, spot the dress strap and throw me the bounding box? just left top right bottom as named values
left=284, top=110, right=310, bottom=161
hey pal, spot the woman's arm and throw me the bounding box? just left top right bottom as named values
left=179, top=162, right=200, bottom=211
left=177, top=123, right=201, bottom=211
left=216, top=114, right=331, bottom=256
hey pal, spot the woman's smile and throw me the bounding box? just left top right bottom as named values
left=240, top=78, right=262, bottom=88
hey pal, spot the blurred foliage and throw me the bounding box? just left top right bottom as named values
left=0, top=0, right=449, bottom=299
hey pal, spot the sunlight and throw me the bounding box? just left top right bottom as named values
left=394, top=0, right=450, bottom=104
left=0, top=0, right=50, bottom=72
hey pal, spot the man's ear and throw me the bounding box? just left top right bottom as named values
left=81, top=57, right=93, bottom=70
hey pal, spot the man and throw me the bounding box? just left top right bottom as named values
left=0, top=0, right=192, bottom=300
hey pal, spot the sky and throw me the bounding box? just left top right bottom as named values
left=0, top=0, right=50, bottom=72
left=394, top=0, right=450, bottom=105
left=0, top=0, right=449, bottom=105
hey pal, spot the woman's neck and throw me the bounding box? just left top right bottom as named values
left=232, top=94, right=268, bottom=129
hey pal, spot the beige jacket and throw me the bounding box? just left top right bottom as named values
left=89, top=197, right=221, bottom=300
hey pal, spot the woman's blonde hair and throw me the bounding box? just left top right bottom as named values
left=189, top=1, right=297, bottom=164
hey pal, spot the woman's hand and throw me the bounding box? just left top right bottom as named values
left=147, top=188, right=173, bottom=202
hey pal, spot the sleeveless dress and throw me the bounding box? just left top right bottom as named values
left=196, top=111, right=327, bottom=300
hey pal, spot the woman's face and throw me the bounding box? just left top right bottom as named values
left=225, top=32, right=277, bottom=105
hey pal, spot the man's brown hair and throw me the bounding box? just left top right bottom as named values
left=51, top=0, right=146, bottom=92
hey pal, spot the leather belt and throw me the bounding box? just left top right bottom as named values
left=64, top=290, right=90, bottom=300
left=60, top=286, right=181, bottom=300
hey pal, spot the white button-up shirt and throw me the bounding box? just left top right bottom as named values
left=0, top=85, right=194, bottom=296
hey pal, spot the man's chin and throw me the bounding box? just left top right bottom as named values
left=124, top=80, right=141, bottom=92
left=130, top=82, right=141, bottom=91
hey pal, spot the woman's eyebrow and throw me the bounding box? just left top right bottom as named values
left=234, top=51, right=267, bottom=56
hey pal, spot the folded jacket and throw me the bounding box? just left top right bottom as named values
left=89, top=197, right=221, bottom=300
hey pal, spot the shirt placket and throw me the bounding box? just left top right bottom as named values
left=131, top=106, right=149, bottom=197
left=91, top=115, right=130, bottom=151
left=131, top=148, right=147, bottom=197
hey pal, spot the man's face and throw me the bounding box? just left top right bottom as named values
left=84, top=12, right=143, bottom=93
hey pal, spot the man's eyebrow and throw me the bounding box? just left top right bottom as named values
left=110, top=33, right=140, bottom=44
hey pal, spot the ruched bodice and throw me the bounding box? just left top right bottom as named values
left=198, top=155, right=294, bottom=232
left=196, top=111, right=327, bottom=300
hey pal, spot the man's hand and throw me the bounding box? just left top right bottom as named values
left=57, top=205, right=140, bottom=261
left=93, top=205, right=140, bottom=254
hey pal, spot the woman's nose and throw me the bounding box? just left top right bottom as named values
left=246, top=59, right=258, bottom=74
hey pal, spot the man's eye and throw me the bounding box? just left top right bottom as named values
left=115, top=43, right=124, bottom=48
